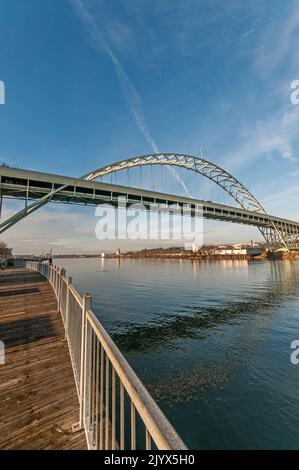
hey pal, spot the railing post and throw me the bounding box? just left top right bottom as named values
left=55, top=266, right=59, bottom=297
left=78, top=292, right=92, bottom=430
left=58, top=268, right=65, bottom=314
left=54, top=266, right=57, bottom=295
left=52, top=265, right=55, bottom=290
left=57, top=267, right=60, bottom=298
left=55, top=267, right=60, bottom=307
left=53, top=265, right=55, bottom=292
left=65, top=276, right=72, bottom=341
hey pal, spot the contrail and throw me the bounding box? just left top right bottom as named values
left=68, top=0, right=192, bottom=197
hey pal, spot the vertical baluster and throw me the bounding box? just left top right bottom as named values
left=112, top=368, right=116, bottom=450
left=131, top=402, right=136, bottom=450
left=99, top=346, right=104, bottom=450
left=105, top=356, right=110, bottom=449
left=79, top=293, right=92, bottom=429
left=95, top=340, right=99, bottom=450
left=91, top=330, right=96, bottom=445
left=83, top=322, right=90, bottom=435
left=120, top=383, right=125, bottom=450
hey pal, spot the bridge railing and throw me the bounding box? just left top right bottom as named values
left=14, top=259, right=186, bottom=451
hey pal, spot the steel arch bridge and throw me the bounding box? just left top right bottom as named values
left=0, top=153, right=298, bottom=251
left=84, top=153, right=290, bottom=251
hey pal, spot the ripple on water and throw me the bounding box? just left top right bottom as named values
left=57, top=258, right=299, bottom=449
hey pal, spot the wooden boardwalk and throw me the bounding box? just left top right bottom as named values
left=0, top=267, right=87, bottom=450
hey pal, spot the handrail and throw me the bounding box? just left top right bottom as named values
left=14, top=259, right=187, bottom=450
left=69, top=283, right=83, bottom=308
left=87, top=309, right=186, bottom=450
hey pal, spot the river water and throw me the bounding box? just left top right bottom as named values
left=56, top=257, right=299, bottom=449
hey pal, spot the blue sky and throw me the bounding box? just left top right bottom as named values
left=1, top=0, right=299, bottom=254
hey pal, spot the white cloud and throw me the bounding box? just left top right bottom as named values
left=254, top=1, right=299, bottom=77
left=68, top=0, right=158, bottom=153
left=0, top=202, right=98, bottom=254
left=225, top=106, right=299, bottom=171
left=68, top=0, right=192, bottom=198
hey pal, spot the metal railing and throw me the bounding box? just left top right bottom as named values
left=15, top=260, right=186, bottom=450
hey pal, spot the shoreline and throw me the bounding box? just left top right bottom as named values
left=18, top=251, right=299, bottom=264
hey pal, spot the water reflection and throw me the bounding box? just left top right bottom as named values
left=111, top=260, right=299, bottom=354
left=58, top=257, right=299, bottom=449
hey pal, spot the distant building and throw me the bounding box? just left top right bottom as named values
left=192, top=242, right=199, bottom=253
left=101, top=252, right=106, bottom=258
left=232, top=243, right=242, bottom=249
left=116, top=248, right=121, bottom=257
left=214, top=246, right=263, bottom=257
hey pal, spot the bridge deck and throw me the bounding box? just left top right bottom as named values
left=1, top=165, right=299, bottom=232
left=0, top=267, right=87, bottom=450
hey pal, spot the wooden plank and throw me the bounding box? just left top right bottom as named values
left=0, top=267, right=87, bottom=450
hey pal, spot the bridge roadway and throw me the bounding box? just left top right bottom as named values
left=1, top=166, right=299, bottom=234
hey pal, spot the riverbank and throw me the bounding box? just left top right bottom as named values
left=119, top=253, right=265, bottom=261
left=268, top=250, right=299, bottom=260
